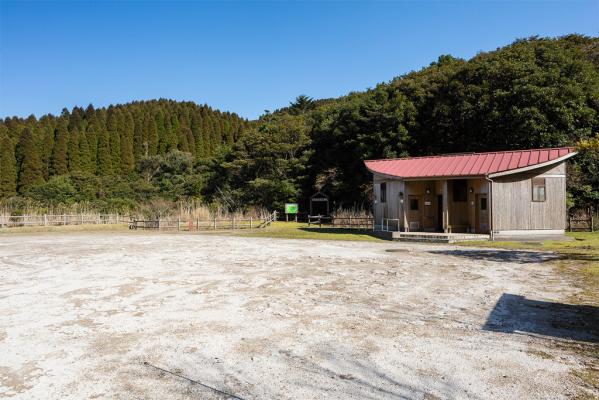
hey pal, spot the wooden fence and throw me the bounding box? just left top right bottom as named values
left=568, top=207, right=596, bottom=232
left=0, top=213, right=128, bottom=228
left=129, top=211, right=278, bottom=231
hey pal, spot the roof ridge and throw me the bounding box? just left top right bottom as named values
left=364, top=146, right=575, bottom=163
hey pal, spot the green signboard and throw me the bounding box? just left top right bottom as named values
left=285, top=203, right=299, bottom=214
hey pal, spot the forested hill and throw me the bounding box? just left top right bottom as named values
left=218, top=34, right=598, bottom=211
left=0, top=100, right=250, bottom=207
left=1, top=35, right=598, bottom=213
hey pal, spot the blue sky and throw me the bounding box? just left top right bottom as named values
left=1, top=1, right=598, bottom=120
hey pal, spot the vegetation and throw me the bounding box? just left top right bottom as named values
left=238, top=221, right=383, bottom=242
left=1, top=35, right=598, bottom=214
left=465, top=232, right=599, bottom=303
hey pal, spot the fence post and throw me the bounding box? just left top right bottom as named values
left=63, top=214, right=67, bottom=225
left=567, top=216, right=571, bottom=232
left=250, top=217, right=253, bottom=229
left=232, top=215, right=235, bottom=230
left=213, top=217, right=216, bottom=230
left=44, top=214, right=47, bottom=226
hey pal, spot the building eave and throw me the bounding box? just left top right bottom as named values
left=486, top=152, right=577, bottom=178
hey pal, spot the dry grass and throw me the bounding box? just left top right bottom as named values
left=464, top=232, right=599, bottom=304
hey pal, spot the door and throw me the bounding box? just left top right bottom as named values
left=423, top=193, right=435, bottom=231
left=374, top=182, right=388, bottom=228
left=407, top=195, right=423, bottom=231
left=475, top=194, right=489, bottom=233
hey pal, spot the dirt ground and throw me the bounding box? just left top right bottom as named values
left=0, top=232, right=597, bottom=399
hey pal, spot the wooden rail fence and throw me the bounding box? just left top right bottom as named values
left=129, top=211, right=278, bottom=231
left=567, top=207, right=596, bottom=232
left=0, top=213, right=128, bottom=228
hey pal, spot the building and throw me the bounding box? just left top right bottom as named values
left=364, top=147, right=576, bottom=239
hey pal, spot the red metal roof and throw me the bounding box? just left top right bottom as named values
left=364, top=147, right=576, bottom=179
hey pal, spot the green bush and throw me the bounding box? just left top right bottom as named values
left=27, top=176, right=77, bottom=205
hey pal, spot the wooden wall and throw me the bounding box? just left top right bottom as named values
left=492, top=162, right=566, bottom=231
left=373, top=177, right=402, bottom=228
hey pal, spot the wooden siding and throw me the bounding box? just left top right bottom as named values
left=492, top=162, right=566, bottom=231
left=373, top=177, right=402, bottom=227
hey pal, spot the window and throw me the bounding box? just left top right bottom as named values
left=410, top=198, right=419, bottom=211
left=453, top=179, right=468, bottom=202
left=380, top=182, right=387, bottom=203
left=480, top=197, right=487, bottom=211
left=532, top=178, right=546, bottom=202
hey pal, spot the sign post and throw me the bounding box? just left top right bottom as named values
left=284, top=203, right=299, bottom=222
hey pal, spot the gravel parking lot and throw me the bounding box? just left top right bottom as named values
left=0, top=232, right=597, bottom=399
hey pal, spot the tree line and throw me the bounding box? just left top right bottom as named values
left=0, top=100, right=250, bottom=210
left=207, top=35, right=599, bottom=212
left=1, top=35, right=598, bottom=213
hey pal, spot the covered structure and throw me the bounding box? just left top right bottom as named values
left=309, top=191, right=330, bottom=216
left=364, top=147, right=576, bottom=239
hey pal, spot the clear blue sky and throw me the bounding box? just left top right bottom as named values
left=1, top=1, right=598, bottom=120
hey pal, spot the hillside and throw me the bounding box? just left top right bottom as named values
left=0, top=100, right=250, bottom=209
left=1, top=35, right=598, bottom=213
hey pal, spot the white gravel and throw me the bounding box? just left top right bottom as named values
left=0, top=232, right=596, bottom=399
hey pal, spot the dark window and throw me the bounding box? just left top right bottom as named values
left=532, top=178, right=546, bottom=202
left=410, top=198, right=419, bottom=211
left=480, top=197, right=487, bottom=211
left=380, top=182, right=386, bottom=203
left=452, top=179, right=468, bottom=202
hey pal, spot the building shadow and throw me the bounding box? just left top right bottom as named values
left=483, top=293, right=599, bottom=343
left=428, top=249, right=558, bottom=264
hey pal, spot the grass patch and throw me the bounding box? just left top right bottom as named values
left=236, top=221, right=383, bottom=242
left=463, top=232, right=599, bottom=304
left=571, top=367, right=599, bottom=399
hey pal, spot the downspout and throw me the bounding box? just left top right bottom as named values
left=485, top=176, right=494, bottom=241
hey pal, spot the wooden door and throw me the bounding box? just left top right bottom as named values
left=423, top=194, right=435, bottom=231
left=475, top=194, right=489, bottom=233
left=373, top=183, right=388, bottom=228
left=407, top=195, right=423, bottom=231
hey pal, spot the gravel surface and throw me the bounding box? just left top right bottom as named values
left=0, top=232, right=597, bottom=399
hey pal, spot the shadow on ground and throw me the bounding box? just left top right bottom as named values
left=483, top=293, right=599, bottom=343
left=428, top=249, right=558, bottom=264
left=141, top=348, right=470, bottom=400
left=299, top=228, right=381, bottom=239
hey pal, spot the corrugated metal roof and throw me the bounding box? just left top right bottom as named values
left=364, top=147, right=576, bottom=179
